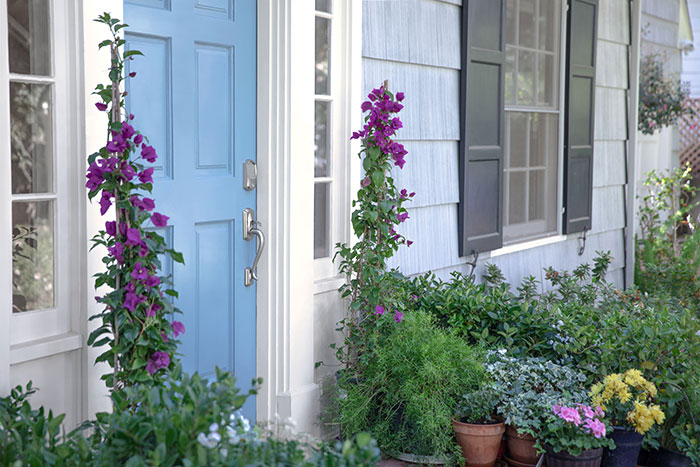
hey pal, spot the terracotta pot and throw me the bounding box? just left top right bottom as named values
left=506, top=426, right=539, bottom=464
left=453, top=419, right=505, bottom=467
left=545, top=446, right=603, bottom=467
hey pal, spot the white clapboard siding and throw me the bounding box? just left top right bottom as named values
left=593, top=141, right=627, bottom=188
left=363, top=0, right=461, bottom=69
left=392, top=140, right=459, bottom=208
left=597, top=41, right=629, bottom=89
left=363, top=58, right=460, bottom=140
left=363, top=0, right=630, bottom=288
left=599, top=0, right=630, bottom=44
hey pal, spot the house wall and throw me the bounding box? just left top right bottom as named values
left=312, top=0, right=632, bottom=436
left=682, top=0, right=700, bottom=96
left=362, top=0, right=629, bottom=288
left=635, top=0, right=685, bottom=236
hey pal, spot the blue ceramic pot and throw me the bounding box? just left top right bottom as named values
left=601, top=428, right=643, bottom=467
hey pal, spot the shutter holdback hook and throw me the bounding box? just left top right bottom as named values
left=577, top=226, right=588, bottom=256
left=466, top=250, right=479, bottom=278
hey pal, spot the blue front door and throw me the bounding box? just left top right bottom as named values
left=124, top=0, right=257, bottom=416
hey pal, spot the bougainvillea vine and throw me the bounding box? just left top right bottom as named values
left=334, top=84, right=414, bottom=369
left=87, top=14, right=184, bottom=391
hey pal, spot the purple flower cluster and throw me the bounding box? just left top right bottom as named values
left=89, top=107, right=181, bottom=376
left=351, top=87, right=407, bottom=169
left=373, top=305, right=404, bottom=323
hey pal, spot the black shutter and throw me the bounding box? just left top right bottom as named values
left=563, top=0, right=598, bottom=234
left=458, top=0, right=506, bottom=255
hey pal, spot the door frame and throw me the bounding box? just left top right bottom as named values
left=255, top=0, right=362, bottom=433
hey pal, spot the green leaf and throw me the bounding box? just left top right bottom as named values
left=371, top=171, right=385, bottom=186
left=124, top=50, right=144, bottom=58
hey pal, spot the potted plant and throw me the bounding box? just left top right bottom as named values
left=590, top=370, right=665, bottom=467
left=339, top=311, right=487, bottom=464
left=539, top=403, right=615, bottom=467
left=486, top=352, right=589, bottom=466
left=453, top=384, right=505, bottom=467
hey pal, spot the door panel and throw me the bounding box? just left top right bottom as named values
left=124, top=0, right=257, bottom=417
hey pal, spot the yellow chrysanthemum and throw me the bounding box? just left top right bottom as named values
left=650, top=404, right=665, bottom=424
left=590, top=382, right=603, bottom=396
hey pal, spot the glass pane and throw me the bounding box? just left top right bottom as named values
left=537, top=53, right=557, bottom=106
left=314, top=183, right=330, bottom=259
left=508, top=171, right=527, bottom=224
left=508, top=113, right=528, bottom=168
left=12, top=201, right=54, bottom=312
left=506, top=0, right=517, bottom=45
left=8, top=0, right=51, bottom=76
left=530, top=113, right=557, bottom=167
left=315, top=0, right=331, bottom=13
left=529, top=170, right=545, bottom=221
left=518, top=0, right=537, bottom=49
left=315, top=17, right=331, bottom=95
left=315, top=101, right=331, bottom=177
left=505, top=47, right=516, bottom=105
left=517, top=50, right=536, bottom=105
left=10, top=82, right=53, bottom=194
left=538, top=0, right=560, bottom=52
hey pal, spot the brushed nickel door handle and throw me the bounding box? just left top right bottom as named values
left=243, top=208, right=265, bottom=286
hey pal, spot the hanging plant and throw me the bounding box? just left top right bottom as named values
left=638, top=53, right=695, bottom=135
left=87, top=14, right=185, bottom=391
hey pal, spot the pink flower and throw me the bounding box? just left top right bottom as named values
left=394, top=310, right=403, bottom=323
left=151, top=212, right=169, bottom=228
left=95, top=102, right=108, bottom=111
left=555, top=406, right=582, bottom=426
left=374, top=305, right=385, bottom=316
left=584, top=418, right=606, bottom=438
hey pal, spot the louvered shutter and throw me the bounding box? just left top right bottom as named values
left=563, top=0, right=598, bottom=234
left=458, top=0, right=506, bottom=255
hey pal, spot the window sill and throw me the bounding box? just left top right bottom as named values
left=10, top=332, right=82, bottom=365
left=486, top=234, right=568, bottom=259
left=314, top=276, right=345, bottom=295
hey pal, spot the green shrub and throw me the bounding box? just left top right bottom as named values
left=0, top=370, right=380, bottom=466
left=339, top=310, right=486, bottom=463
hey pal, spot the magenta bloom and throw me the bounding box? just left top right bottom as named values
left=138, top=167, right=154, bottom=184
left=121, top=122, right=135, bottom=139
left=99, top=191, right=113, bottom=215
left=125, top=228, right=142, bottom=246
left=361, top=101, right=373, bottom=112
left=105, top=221, right=116, bottom=236
left=141, top=144, right=158, bottom=163
left=123, top=292, right=140, bottom=312
left=131, top=262, right=149, bottom=280
left=361, top=176, right=371, bottom=188
left=172, top=321, right=185, bottom=337
left=396, top=92, right=405, bottom=101
left=397, top=212, right=409, bottom=223
left=146, top=303, right=162, bottom=317
left=108, top=242, right=124, bottom=263
left=151, top=212, right=169, bottom=227
left=134, top=133, right=143, bottom=145
left=374, top=305, right=385, bottom=316
left=394, top=310, right=404, bottom=323
left=146, top=351, right=170, bottom=375
left=95, top=102, right=108, bottom=111
left=145, top=274, right=161, bottom=288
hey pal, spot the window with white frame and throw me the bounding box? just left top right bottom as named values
left=4, top=0, right=79, bottom=342
left=313, top=0, right=356, bottom=281
left=503, top=0, right=562, bottom=243
left=314, top=0, right=333, bottom=261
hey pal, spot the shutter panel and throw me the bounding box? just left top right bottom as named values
left=458, top=0, right=506, bottom=255
left=563, top=0, right=598, bottom=234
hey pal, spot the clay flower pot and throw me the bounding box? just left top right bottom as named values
left=506, top=425, right=540, bottom=465
left=453, top=419, right=505, bottom=467
left=545, top=446, right=603, bottom=467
